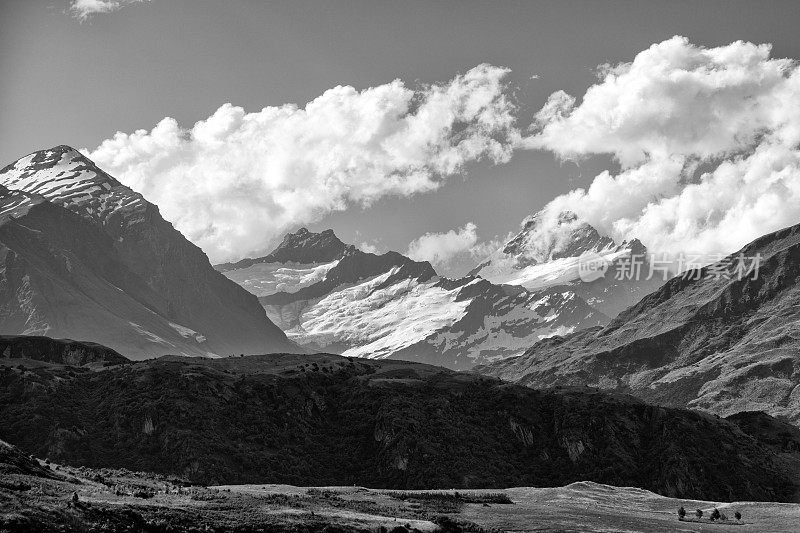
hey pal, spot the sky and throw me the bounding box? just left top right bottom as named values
left=3, top=0, right=800, bottom=275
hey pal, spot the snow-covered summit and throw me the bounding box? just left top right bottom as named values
left=0, top=146, right=297, bottom=360
left=0, top=145, right=148, bottom=228
left=472, top=210, right=661, bottom=316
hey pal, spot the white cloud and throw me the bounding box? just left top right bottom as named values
left=69, top=0, right=146, bottom=21
left=525, top=36, right=800, bottom=262
left=407, top=222, right=480, bottom=266
left=406, top=223, right=508, bottom=277
left=358, top=242, right=381, bottom=254
left=86, top=64, right=519, bottom=263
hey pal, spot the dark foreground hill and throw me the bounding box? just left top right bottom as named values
left=0, top=335, right=128, bottom=367
left=1, top=353, right=799, bottom=503
left=477, top=222, right=800, bottom=424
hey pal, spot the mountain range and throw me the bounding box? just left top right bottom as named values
left=0, top=146, right=666, bottom=368
left=217, top=216, right=661, bottom=369
left=477, top=221, right=800, bottom=424
left=221, top=236, right=579, bottom=369
left=0, top=146, right=297, bottom=359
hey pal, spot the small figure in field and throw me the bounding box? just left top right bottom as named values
left=696, top=509, right=703, bottom=519
left=735, top=510, right=742, bottom=521
left=710, top=508, right=721, bottom=521
left=678, top=506, right=686, bottom=520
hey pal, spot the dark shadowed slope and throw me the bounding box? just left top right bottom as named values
left=477, top=222, right=800, bottom=424
left=0, top=335, right=127, bottom=366
left=0, top=146, right=298, bottom=359
left=1, top=353, right=798, bottom=503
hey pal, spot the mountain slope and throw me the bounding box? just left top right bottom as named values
left=0, top=146, right=297, bottom=359
left=220, top=228, right=608, bottom=369
left=471, top=211, right=663, bottom=317
left=477, top=222, right=800, bottom=424
left=2, top=353, right=799, bottom=502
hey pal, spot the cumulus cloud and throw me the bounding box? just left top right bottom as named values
left=525, top=36, right=800, bottom=264
left=69, top=0, right=146, bottom=21
left=86, top=64, right=519, bottom=263
left=407, top=222, right=480, bottom=266
left=406, top=222, right=509, bottom=277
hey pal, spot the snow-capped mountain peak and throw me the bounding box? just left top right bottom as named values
left=472, top=210, right=662, bottom=317
left=0, top=145, right=147, bottom=228
left=0, top=146, right=297, bottom=360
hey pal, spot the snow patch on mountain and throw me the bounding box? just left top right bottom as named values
left=478, top=247, right=632, bottom=290
left=0, top=145, right=147, bottom=226
left=223, top=260, right=340, bottom=297
left=290, top=267, right=471, bottom=359
left=168, top=322, right=208, bottom=344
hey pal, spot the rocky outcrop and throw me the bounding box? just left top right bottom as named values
left=0, top=335, right=127, bottom=366
left=216, top=228, right=348, bottom=271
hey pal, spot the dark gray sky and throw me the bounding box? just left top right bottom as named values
left=3, top=0, right=800, bottom=270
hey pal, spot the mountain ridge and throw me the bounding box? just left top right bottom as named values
left=476, top=220, right=800, bottom=424
left=220, top=226, right=609, bottom=369
left=0, top=146, right=298, bottom=359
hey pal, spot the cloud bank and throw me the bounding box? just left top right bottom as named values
left=525, top=36, right=800, bottom=263
left=87, top=37, right=800, bottom=269
left=69, top=0, right=146, bottom=21
left=87, top=65, right=519, bottom=262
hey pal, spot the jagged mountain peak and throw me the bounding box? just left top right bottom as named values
left=0, top=145, right=147, bottom=228
left=217, top=227, right=349, bottom=272
left=272, top=227, right=346, bottom=260
left=0, top=147, right=298, bottom=359
left=502, top=210, right=616, bottom=265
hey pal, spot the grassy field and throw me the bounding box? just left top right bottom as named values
left=4, top=438, right=799, bottom=533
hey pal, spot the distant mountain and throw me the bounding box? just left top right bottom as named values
left=219, top=228, right=608, bottom=369
left=0, top=146, right=298, bottom=359
left=217, top=228, right=348, bottom=272
left=1, top=353, right=798, bottom=502
left=471, top=211, right=663, bottom=317
left=477, top=222, right=800, bottom=424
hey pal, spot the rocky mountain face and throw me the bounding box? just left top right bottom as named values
left=477, top=222, right=800, bottom=424
left=219, top=228, right=608, bottom=369
left=471, top=211, right=663, bottom=317
left=0, top=146, right=297, bottom=360
left=2, top=353, right=799, bottom=502
left=0, top=335, right=128, bottom=367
